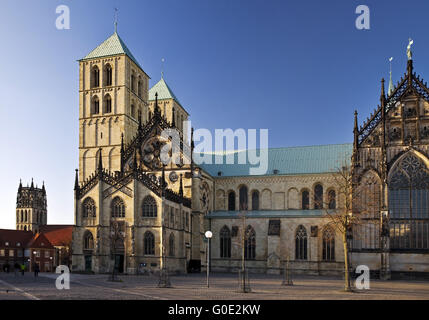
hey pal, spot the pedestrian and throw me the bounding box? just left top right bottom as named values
left=34, top=263, right=39, bottom=278
left=20, top=264, right=25, bottom=276
left=14, top=262, right=19, bottom=277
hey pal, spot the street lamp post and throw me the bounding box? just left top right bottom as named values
left=205, top=231, right=212, bottom=288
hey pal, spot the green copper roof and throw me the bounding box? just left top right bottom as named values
left=149, top=78, right=181, bottom=105
left=81, top=32, right=142, bottom=69
left=207, top=210, right=326, bottom=219
left=197, top=143, right=353, bottom=177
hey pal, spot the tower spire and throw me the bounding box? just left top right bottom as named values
left=74, top=169, right=79, bottom=191
left=388, top=57, right=394, bottom=96
left=97, top=148, right=103, bottom=174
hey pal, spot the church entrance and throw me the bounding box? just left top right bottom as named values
left=114, top=254, right=124, bottom=273
left=84, top=255, right=92, bottom=272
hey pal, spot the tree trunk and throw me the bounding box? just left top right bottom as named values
left=342, top=232, right=351, bottom=291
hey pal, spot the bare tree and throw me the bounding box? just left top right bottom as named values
left=109, top=219, right=124, bottom=281
left=322, top=163, right=379, bottom=292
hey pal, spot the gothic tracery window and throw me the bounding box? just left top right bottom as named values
left=220, top=226, right=231, bottom=258
left=111, top=197, right=125, bottom=218
left=389, top=153, right=429, bottom=250
left=322, top=227, right=335, bottom=261
left=82, top=197, right=96, bottom=218
left=142, top=196, right=157, bottom=217
left=295, top=225, right=307, bottom=260
left=84, top=232, right=94, bottom=251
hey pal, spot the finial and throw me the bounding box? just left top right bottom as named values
left=407, top=38, right=414, bottom=61
left=74, top=169, right=79, bottom=191
left=179, top=173, right=183, bottom=197
left=114, top=8, right=118, bottom=33
left=98, top=148, right=103, bottom=173
left=31, top=178, right=34, bottom=189
left=191, top=127, right=195, bottom=151
left=388, top=57, right=394, bottom=96
left=380, top=78, right=386, bottom=105
left=161, top=58, right=165, bottom=79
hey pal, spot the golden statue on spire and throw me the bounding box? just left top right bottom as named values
left=407, top=38, right=414, bottom=60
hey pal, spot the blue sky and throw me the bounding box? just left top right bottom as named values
left=0, top=0, right=428, bottom=228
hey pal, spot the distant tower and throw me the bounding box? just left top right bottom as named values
left=16, top=179, right=47, bottom=233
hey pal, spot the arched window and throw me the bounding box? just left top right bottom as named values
left=111, top=197, right=125, bottom=218
left=328, top=190, right=336, bottom=209
left=84, top=232, right=94, bottom=250
left=169, top=233, right=175, bottom=256
left=92, top=96, right=100, bottom=115
left=314, top=184, right=323, bottom=209
left=244, top=226, right=256, bottom=260
left=92, top=66, right=99, bottom=88
left=104, top=94, right=112, bottom=113
left=323, top=227, right=335, bottom=261
left=144, top=231, right=155, bottom=255
left=142, top=196, right=157, bottom=217
left=389, top=153, right=429, bottom=249
left=131, top=104, right=135, bottom=118
left=220, top=226, right=231, bottom=258
left=228, top=191, right=236, bottom=211
left=104, top=64, right=112, bottom=86
left=252, top=191, right=259, bottom=211
left=302, top=190, right=309, bottom=210
left=82, top=197, right=96, bottom=218
left=239, top=186, right=248, bottom=210
left=295, top=225, right=307, bottom=260
left=131, top=74, right=135, bottom=92
left=138, top=77, right=142, bottom=97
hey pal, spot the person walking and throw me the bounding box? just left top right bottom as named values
left=34, top=263, right=39, bottom=278
left=14, top=263, right=19, bottom=277
left=20, top=264, right=25, bottom=276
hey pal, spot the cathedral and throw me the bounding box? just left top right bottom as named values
left=71, top=29, right=429, bottom=279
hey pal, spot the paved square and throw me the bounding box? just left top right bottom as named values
left=0, top=272, right=428, bottom=300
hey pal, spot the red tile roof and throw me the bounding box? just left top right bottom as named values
left=39, top=225, right=73, bottom=247
left=27, top=233, right=55, bottom=249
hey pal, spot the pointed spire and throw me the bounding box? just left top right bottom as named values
left=154, top=92, right=161, bottom=117
left=179, top=174, right=183, bottom=197
left=30, top=178, right=34, bottom=189
left=353, top=110, right=359, bottom=147
left=42, top=181, right=45, bottom=193
left=161, top=58, right=165, bottom=79
left=388, top=57, right=394, bottom=96
left=97, top=148, right=103, bottom=174
left=380, top=78, right=386, bottom=106
left=74, top=169, right=79, bottom=191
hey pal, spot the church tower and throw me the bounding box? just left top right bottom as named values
left=78, top=28, right=150, bottom=181
left=16, top=179, right=47, bottom=233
